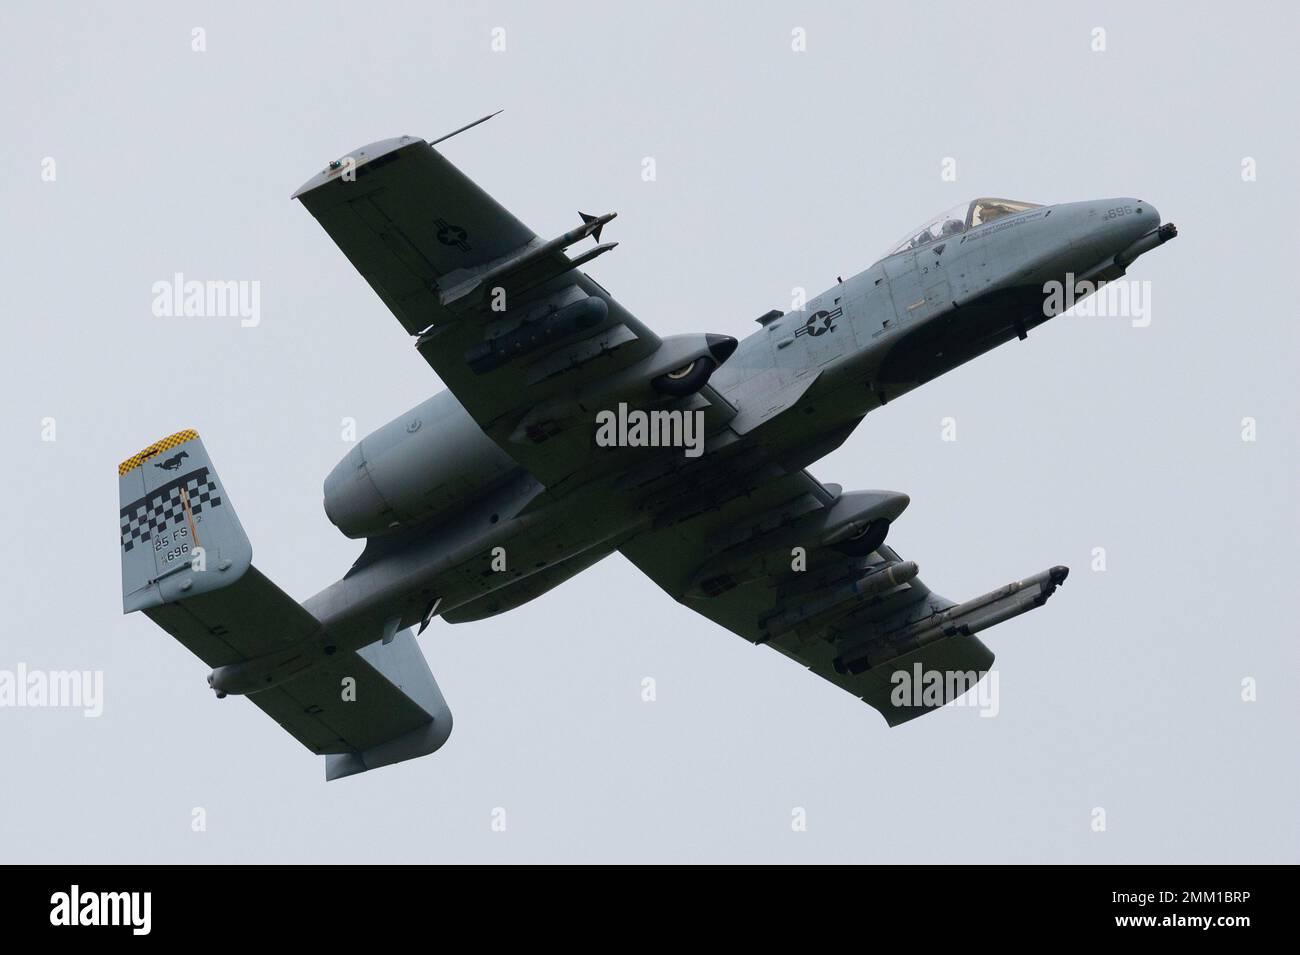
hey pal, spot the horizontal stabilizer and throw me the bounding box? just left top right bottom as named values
left=119, top=430, right=453, bottom=777
left=251, top=629, right=453, bottom=781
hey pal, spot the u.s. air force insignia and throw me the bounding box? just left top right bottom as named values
left=435, top=217, right=471, bottom=252
left=795, top=306, right=842, bottom=338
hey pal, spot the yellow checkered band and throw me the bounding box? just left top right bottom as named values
left=118, top=429, right=199, bottom=476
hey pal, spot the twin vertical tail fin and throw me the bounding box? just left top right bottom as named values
left=118, top=430, right=455, bottom=779
left=118, top=429, right=252, bottom=612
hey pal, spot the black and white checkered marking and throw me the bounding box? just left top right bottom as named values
left=120, top=468, right=222, bottom=553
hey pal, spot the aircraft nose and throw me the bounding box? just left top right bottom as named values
left=1061, top=198, right=1176, bottom=274
left=1111, top=199, right=1156, bottom=241
left=1071, top=198, right=1153, bottom=260
left=1110, top=199, right=1167, bottom=256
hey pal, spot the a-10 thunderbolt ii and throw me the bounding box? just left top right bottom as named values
left=118, top=115, right=1177, bottom=778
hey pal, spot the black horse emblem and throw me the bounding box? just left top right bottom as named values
left=154, top=450, right=189, bottom=471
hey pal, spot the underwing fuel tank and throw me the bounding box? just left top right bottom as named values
left=323, top=391, right=521, bottom=538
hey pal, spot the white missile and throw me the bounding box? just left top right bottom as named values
left=833, top=565, right=1068, bottom=674
left=760, top=560, right=920, bottom=642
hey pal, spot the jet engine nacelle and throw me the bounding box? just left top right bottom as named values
left=570, top=332, right=735, bottom=408
left=323, top=391, right=521, bottom=539
left=325, top=333, right=738, bottom=536
left=645, top=334, right=737, bottom=398
left=506, top=332, right=739, bottom=444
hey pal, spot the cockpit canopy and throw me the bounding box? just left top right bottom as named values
left=884, top=198, right=1042, bottom=257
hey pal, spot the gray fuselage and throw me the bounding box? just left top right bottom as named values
left=303, top=197, right=1162, bottom=652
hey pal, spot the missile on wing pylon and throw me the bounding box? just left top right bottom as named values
left=832, top=565, right=1069, bottom=675
left=439, top=211, right=618, bottom=309
left=759, top=560, right=920, bottom=643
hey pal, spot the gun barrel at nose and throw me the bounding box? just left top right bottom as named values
left=1116, top=221, right=1178, bottom=269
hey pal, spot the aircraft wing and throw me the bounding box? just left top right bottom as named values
left=619, top=470, right=1068, bottom=724
left=294, top=131, right=732, bottom=491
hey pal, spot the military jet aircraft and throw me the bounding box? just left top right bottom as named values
left=118, top=116, right=1176, bottom=778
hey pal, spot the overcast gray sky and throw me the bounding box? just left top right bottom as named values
left=2, top=1, right=1296, bottom=863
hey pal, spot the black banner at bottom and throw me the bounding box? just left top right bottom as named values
left=2, top=864, right=1283, bottom=939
